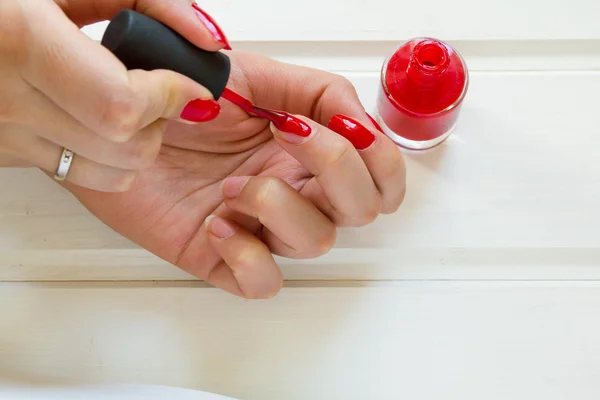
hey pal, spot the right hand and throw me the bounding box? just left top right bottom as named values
left=0, top=0, right=230, bottom=191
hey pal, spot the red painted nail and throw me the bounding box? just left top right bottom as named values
left=191, top=3, right=232, bottom=50
left=366, top=112, right=384, bottom=133
left=328, top=115, right=377, bottom=150
left=271, top=115, right=313, bottom=144
left=273, top=115, right=312, bottom=137
left=181, top=99, right=221, bottom=122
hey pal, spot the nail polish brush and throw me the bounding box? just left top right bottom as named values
left=101, top=10, right=308, bottom=132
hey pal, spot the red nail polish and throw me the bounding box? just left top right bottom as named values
left=272, top=114, right=312, bottom=137
left=221, top=88, right=312, bottom=137
left=374, top=38, right=469, bottom=150
left=328, top=115, right=377, bottom=150
left=181, top=99, right=221, bottom=122
left=191, top=3, right=232, bottom=50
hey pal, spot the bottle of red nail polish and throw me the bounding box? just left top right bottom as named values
left=375, top=38, right=469, bottom=150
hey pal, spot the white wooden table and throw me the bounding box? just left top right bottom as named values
left=2, top=1, right=600, bottom=399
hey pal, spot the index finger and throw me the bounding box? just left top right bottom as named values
left=229, top=52, right=375, bottom=129
left=20, top=1, right=214, bottom=142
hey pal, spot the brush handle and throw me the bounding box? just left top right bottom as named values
left=101, top=9, right=231, bottom=99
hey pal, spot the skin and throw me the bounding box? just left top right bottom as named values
left=0, top=0, right=224, bottom=192
left=0, top=1, right=407, bottom=299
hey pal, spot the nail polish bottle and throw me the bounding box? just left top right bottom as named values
left=375, top=38, right=469, bottom=150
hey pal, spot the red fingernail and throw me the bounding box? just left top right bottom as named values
left=274, top=114, right=312, bottom=137
left=181, top=99, right=221, bottom=122
left=191, top=3, right=232, bottom=50
left=328, top=115, right=377, bottom=150
left=272, top=115, right=313, bottom=144
left=206, top=216, right=236, bottom=239
left=366, top=112, right=384, bottom=133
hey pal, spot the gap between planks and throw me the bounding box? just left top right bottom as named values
left=3, top=280, right=600, bottom=289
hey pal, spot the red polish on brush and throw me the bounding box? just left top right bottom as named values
left=221, top=88, right=311, bottom=136
left=374, top=38, right=469, bottom=150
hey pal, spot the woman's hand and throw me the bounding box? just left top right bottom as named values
left=0, top=0, right=230, bottom=191
left=64, top=51, right=407, bottom=299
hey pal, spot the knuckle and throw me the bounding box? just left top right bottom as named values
left=230, top=247, right=278, bottom=300
left=230, top=245, right=255, bottom=273
left=329, top=75, right=359, bottom=99
left=364, top=203, right=382, bottom=224
left=336, top=76, right=356, bottom=91
left=379, top=153, right=407, bottom=214
left=314, top=225, right=337, bottom=257
left=254, top=177, right=281, bottom=210
left=382, top=185, right=407, bottom=214
left=100, top=85, right=145, bottom=140
left=345, top=198, right=382, bottom=227
left=323, top=141, right=351, bottom=167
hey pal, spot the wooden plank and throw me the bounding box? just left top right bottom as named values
left=1, top=282, right=599, bottom=399
left=2, top=71, right=600, bottom=281
left=5, top=247, right=600, bottom=282
left=222, top=40, right=600, bottom=73
left=81, top=0, right=600, bottom=41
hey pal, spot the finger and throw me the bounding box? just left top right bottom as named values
left=18, top=88, right=164, bottom=170
left=328, top=115, right=407, bottom=214
left=224, top=52, right=405, bottom=214
left=226, top=53, right=370, bottom=126
left=270, top=117, right=382, bottom=227
left=205, top=216, right=283, bottom=299
left=21, top=2, right=217, bottom=143
left=1, top=128, right=137, bottom=192
left=63, top=1, right=230, bottom=51
left=220, top=176, right=337, bottom=259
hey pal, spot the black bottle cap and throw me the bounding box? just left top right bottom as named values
left=101, top=9, right=231, bottom=99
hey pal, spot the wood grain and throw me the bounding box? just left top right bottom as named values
left=82, top=0, right=600, bottom=41
left=1, top=283, right=599, bottom=400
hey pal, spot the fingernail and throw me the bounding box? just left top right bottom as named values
left=222, top=176, right=250, bottom=199
left=271, top=114, right=313, bottom=144
left=192, top=3, right=232, bottom=50
left=206, top=216, right=236, bottom=239
left=366, top=112, right=384, bottom=133
left=181, top=99, right=220, bottom=122
left=328, top=115, right=377, bottom=151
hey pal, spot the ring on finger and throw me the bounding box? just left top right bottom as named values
left=54, top=148, right=74, bottom=181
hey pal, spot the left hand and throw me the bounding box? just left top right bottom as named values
left=65, top=51, right=407, bottom=299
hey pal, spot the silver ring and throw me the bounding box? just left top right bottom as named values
left=54, top=148, right=74, bottom=181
